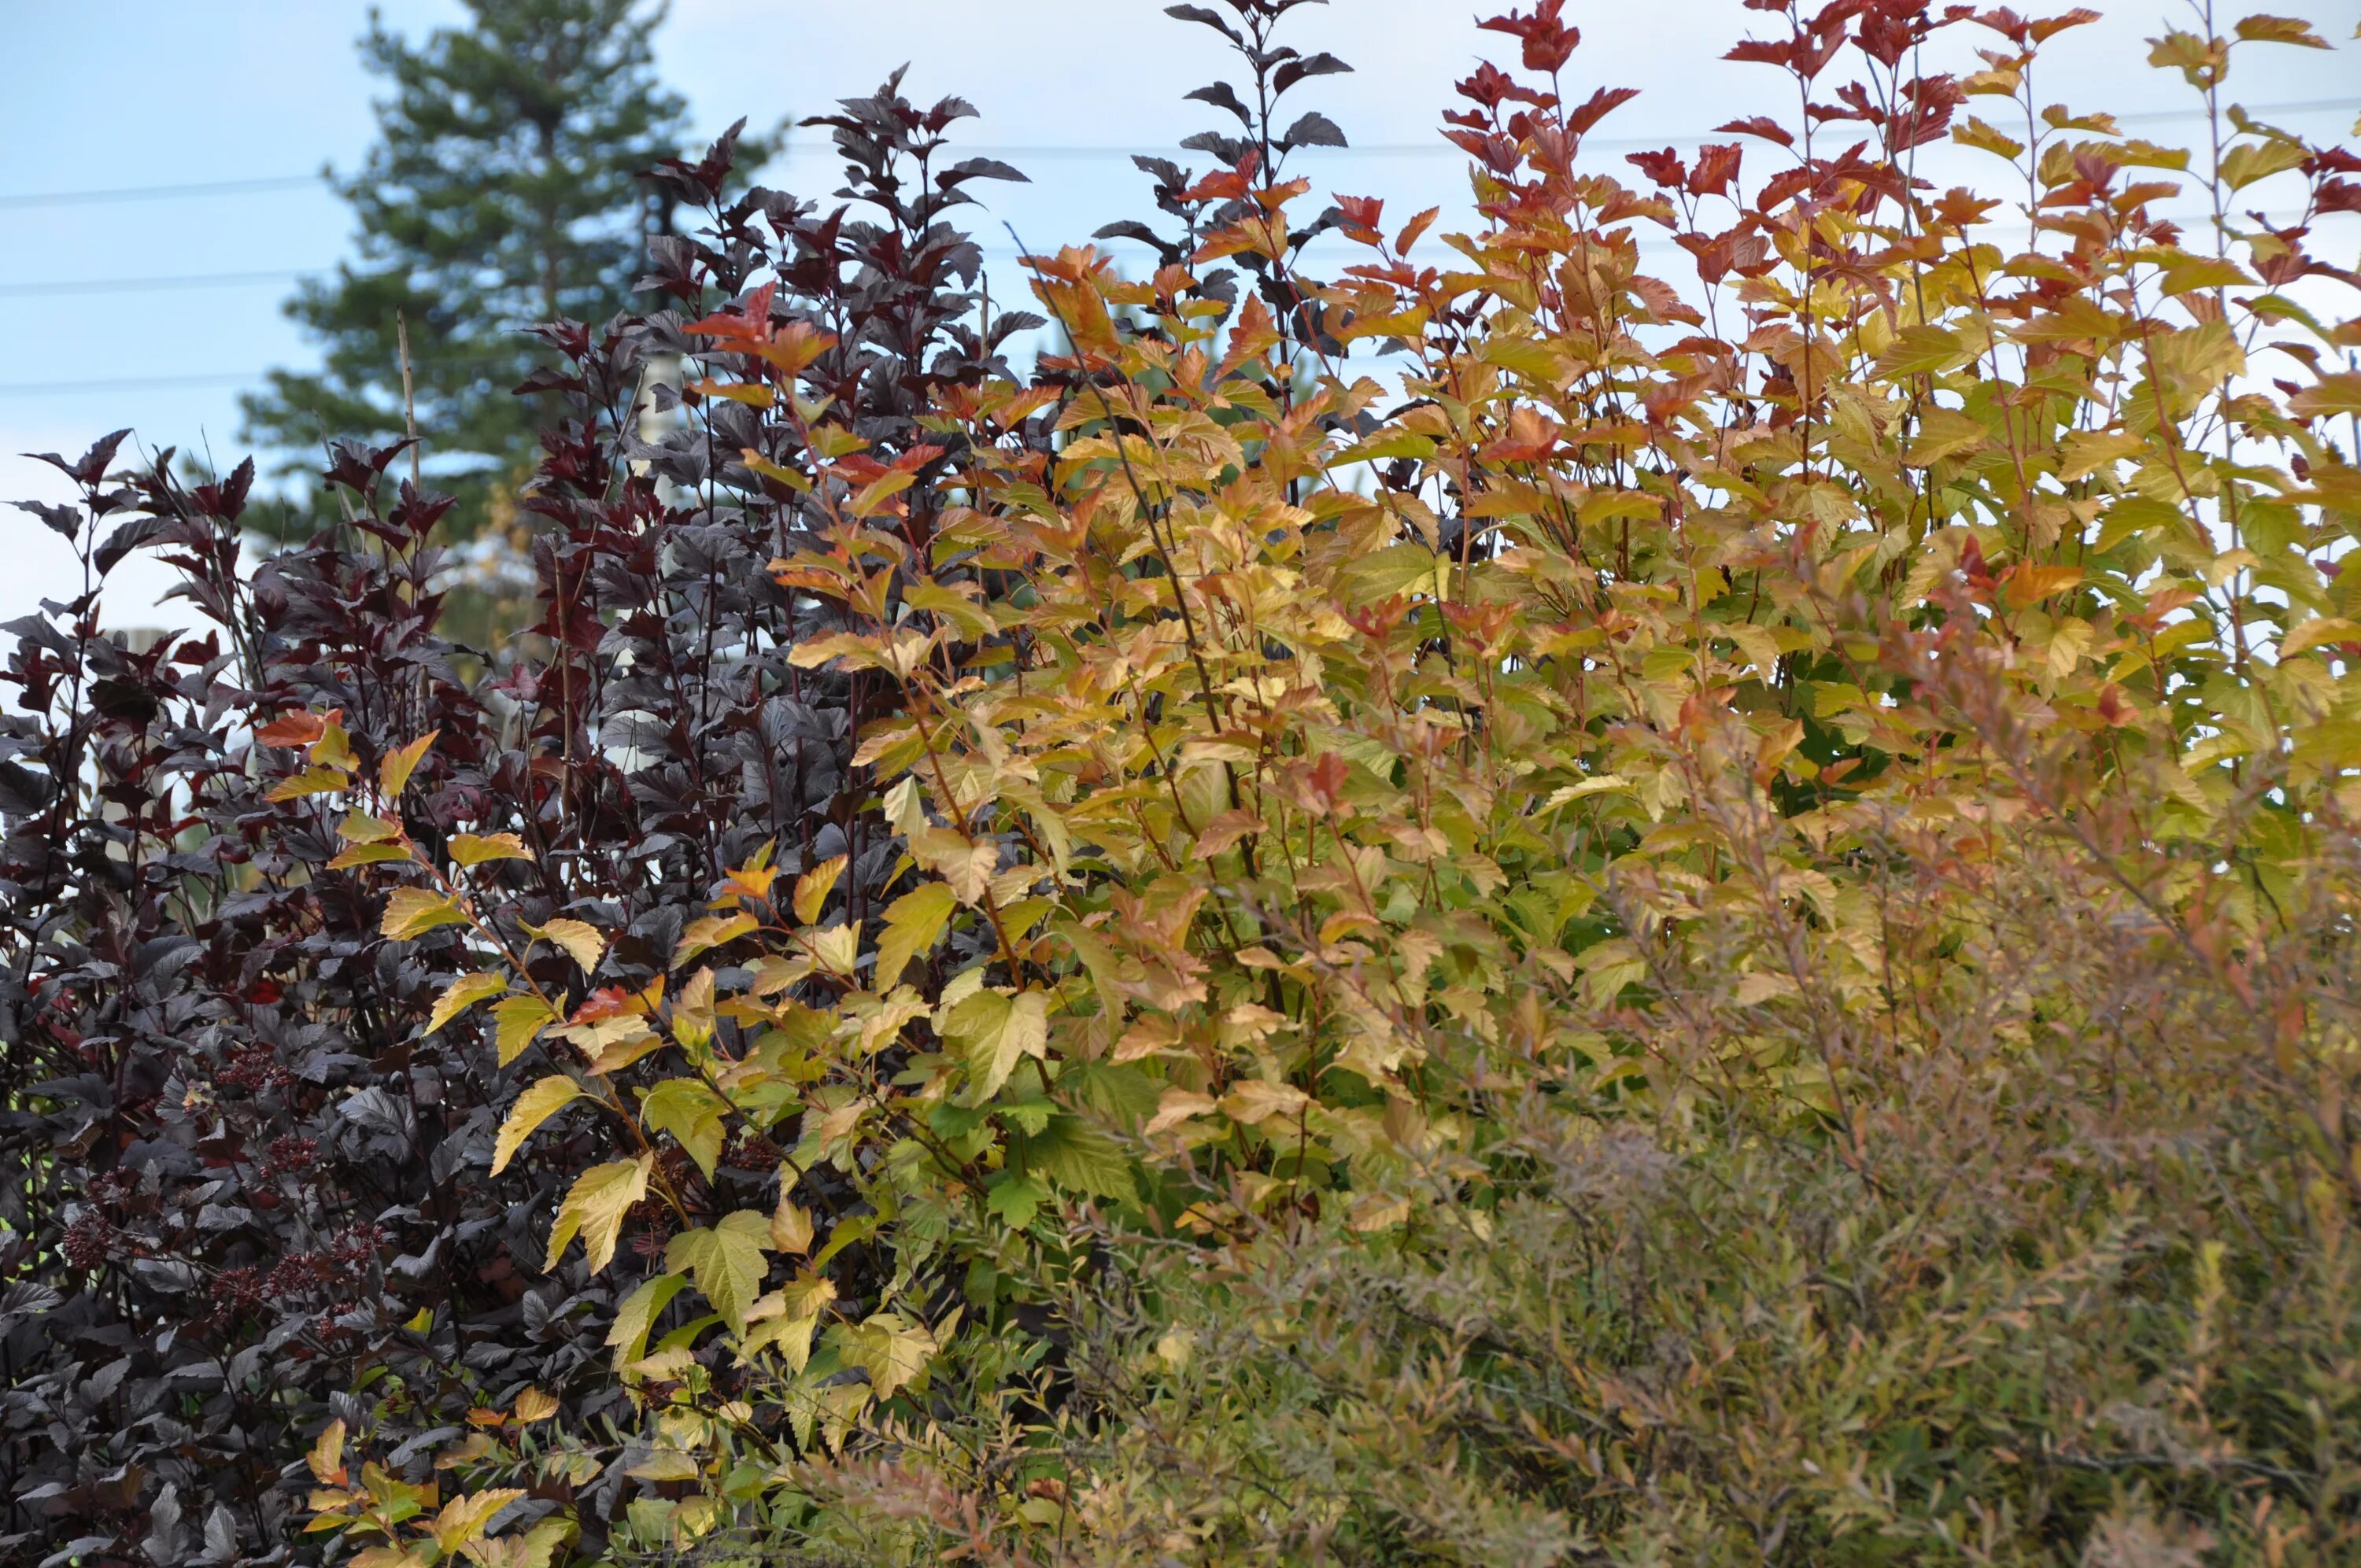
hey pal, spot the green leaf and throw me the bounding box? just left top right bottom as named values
left=1011, top=1112, right=1136, bottom=1203
left=493, top=994, right=559, bottom=1065
left=944, top=987, right=1050, bottom=1101
left=664, top=1210, right=772, bottom=1334
left=382, top=887, right=468, bottom=941
left=641, top=1079, right=730, bottom=1181
left=492, top=1076, right=583, bottom=1175
left=607, top=1272, right=690, bottom=1374
left=985, top=1171, right=1048, bottom=1230
left=427, top=972, right=508, bottom=1035
left=876, top=882, right=958, bottom=991
left=544, top=1156, right=651, bottom=1273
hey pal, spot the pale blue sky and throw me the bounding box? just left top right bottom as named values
left=4, top=0, right=2353, bottom=630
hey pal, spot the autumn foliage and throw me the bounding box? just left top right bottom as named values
left=12, top=0, right=2361, bottom=1563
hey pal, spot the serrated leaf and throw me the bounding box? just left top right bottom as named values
left=545, top=1157, right=651, bottom=1273
left=265, top=766, right=350, bottom=802
left=672, top=912, right=756, bottom=968
left=428, top=972, right=508, bottom=1035
left=664, top=1211, right=771, bottom=1334
left=493, top=1077, right=582, bottom=1175
left=641, top=1079, right=730, bottom=1181
left=834, top=1312, right=937, bottom=1400
left=908, top=828, right=998, bottom=906
left=2280, top=616, right=2359, bottom=655
left=327, top=841, right=416, bottom=869
left=876, top=881, right=958, bottom=991
left=1013, top=1112, right=1136, bottom=1202
left=607, top=1272, right=690, bottom=1374
left=382, top=887, right=467, bottom=941
left=339, top=811, right=402, bottom=843
left=380, top=732, right=438, bottom=799
left=527, top=918, right=604, bottom=976
left=2234, top=13, right=2328, bottom=46
left=428, top=1487, right=521, bottom=1553
left=771, top=1182, right=815, bottom=1254
left=493, top=994, right=559, bottom=1065
left=792, top=854, right=848, bottom=924
left=986, top=1172, right=1048, bottom=1229
left=449, top=832, right=532, bottom=867
left=307, top=1419, right=347, bottom=1485
left=944, top=987, right=1050, bottom=1101
left=1873, top=323, right=1970, bottom=378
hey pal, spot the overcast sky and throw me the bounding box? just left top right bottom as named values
left=3, top=0, right=2354, bottom=633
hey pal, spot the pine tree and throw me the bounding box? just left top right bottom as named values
left=242, top=0, right=729, bottom=529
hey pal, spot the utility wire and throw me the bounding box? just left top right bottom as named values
left=0, top=269, right=314, bottom=299
left=3, top=96, right=2352, bottom=208
left=0, top=174, right=327, bottom=210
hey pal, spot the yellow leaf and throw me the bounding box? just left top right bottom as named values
left=266, top=766, right=351, bottom=802
left=545, top=1156, right=652, bottom=1273
left=908, top=828, right=998, bottom=906
left=307, top=1418, right=348, bottom=1486
left=327, top=842, right=416, bottom=870
left=771, top=1181, right=815, bottom=1255
left=449, top=832, right=533, bottom=868
left=876, top=882, right=957, bottom=991
left=527, top=918, right=604, bottom=976
left=380, top=732, right=438, bottom=799
left=792, top=854, right=848, bottom=924
left=1144, top=1087, right=1219, bottom=1138
left=512, top=1386, right=557, bottom=1423
left=339, top=811, right=403, bottom=843
left=382, top=887, right=468, bottom=942
left=427, top=972, right=508, bottom=1035
left=804, top=922, right=859, bottom=976
left=837, top=1311, right=937, bottom=1400
left=428, top=1488, right=523, bottom=1554
left=492, top=1077, right=583, bottom=1175
left=2291, top=373, right=2361, bottom=422
left=2234, top=11, right=2329, bottom=45
left=493, top=994, right=558, bottom=1065
left=1221, top=1079, right=1312, bottom=1125
left=2004, top=563, right=2084, bottom=608
left=1905, top=408, right=1988, bottom=466
left=2056, top=428, right=2145, bottom=481
left=2280, top=616, right=2359, bottom=656
left=671, top=912, right=756, bottom=968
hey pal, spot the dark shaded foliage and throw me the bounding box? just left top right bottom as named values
left=0, top=90, right=1047, bottom=1564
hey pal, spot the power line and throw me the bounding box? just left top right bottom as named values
left=4, top=97, right=2352, bottom=210
left=0, top=269, right=315, bottom=300
left=0, top=174, right=326, bottom=210
left=0, top=371, right=268, bottom=398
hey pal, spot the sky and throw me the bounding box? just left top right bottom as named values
left=3, top=0, right=2355, bottom=635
